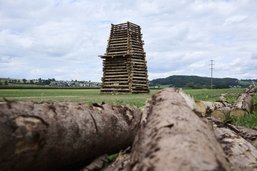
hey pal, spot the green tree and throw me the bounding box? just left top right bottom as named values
left=38, top=78, right=42, bottom=84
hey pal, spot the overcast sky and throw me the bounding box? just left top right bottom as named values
left=1, top=0, right=257, bottom=81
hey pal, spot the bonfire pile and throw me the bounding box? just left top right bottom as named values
left=0, top=85, right=257, bottom=171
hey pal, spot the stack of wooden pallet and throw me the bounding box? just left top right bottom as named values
left=100, top=22, right=149, bottom=93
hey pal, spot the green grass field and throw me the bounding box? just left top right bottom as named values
left=0, top=88, right=256, bottom=127
left=0, top=88, right=249, bottom=107
left=0, top=89, right=158, bottom=107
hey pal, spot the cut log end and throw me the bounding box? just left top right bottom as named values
left=230, top=109, right=247, bottom=117
left=212, top=110, right=226, bottom=121
left=195, top=100, right=207, bottom=116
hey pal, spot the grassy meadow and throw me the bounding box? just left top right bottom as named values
left=0, top=88, right=256, bottom=127
left=0, top=89, right=158, bottom=107
left=0, top=88, right=251, bottom=107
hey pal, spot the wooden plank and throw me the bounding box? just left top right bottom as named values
left=108, top=37, right=128, bottom=41
left=101, top=88, right=130, bottom=92
left=104, top=60, right=127, bottom=64
left=104, top=70, right=128, bottom=73
left=104, top=75, right=129, bottom=78
left=132, top=61, right=146, bottom=65
left=132, top=78, right=148, bottom=84
left=105, top=72, right=128, bottom=75
left=108, top=48, right=128, bottom=52
left=131, top=90, right=149, bottom=93
left=132, top=74, right=147, bottom=78
left=132, top=83, right=148, bottom=87
left=103, top=78, right=128, bottom=81
left=103, top=66, right=127, bottom=69
left=106, top=51, right=128, bottom=55
left=103, top=84, right=129, bottom=87
left=108, top=42, right=128, bottom=46
left=132, top=76, right=148, bottom=80
left=103, top=81, right=128, bottom=84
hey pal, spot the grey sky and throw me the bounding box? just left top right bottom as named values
left=0, top=0, right=257, bottom=81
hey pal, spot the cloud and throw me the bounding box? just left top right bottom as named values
left=0, top=56, right=13, bottom=63
left=0, top=0, right=257, bottom=81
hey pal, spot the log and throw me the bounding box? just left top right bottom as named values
left=218, top=93, right=227, bottom=102
left=212, top=121, right=257, bottom=171
left=0, top=101, right=141, bottom=171
left=225, top=124, right=257, bottom=149
left=230, top=91, right=254, bottom=117
left=194, top=100, right=232, bottom=118
left=229, top=84, right=256, bottom=117
left=129, top=88, right=231, bottom=171
left=194, top=85, right=257, bottom=120
left=245, top=84, right=257, bottom=94
left=190, top=100, right=231, bottom=121
left=211, top=106, right=231, bottom=121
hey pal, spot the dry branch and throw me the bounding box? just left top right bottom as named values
left=0, top=101, right=141, bottom=171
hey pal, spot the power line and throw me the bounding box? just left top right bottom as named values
left=210, top=59, right=214, bottom=89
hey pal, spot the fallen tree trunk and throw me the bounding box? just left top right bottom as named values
left=193, top=96, right=232, bottom=119
left=220, top=123, right=257, bottom=149
left=230, top=90, right=254, bottom=117
left=0, top=101, right=141, bottom=171
left=202, top=101, right=232, bottom=120
left=212, top=120, right=257, bottom=171
left=129, top=88, right=231, bottom=171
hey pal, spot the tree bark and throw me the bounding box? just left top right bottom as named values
left=129, top=88, right=231, bottom=171
left=230, top=91, right=254, bottom=117
left=0, top=101, right=141, bottom=171
left=222, top=124, right=257, bottom=149
left=212, top=121, right=257, bottom=171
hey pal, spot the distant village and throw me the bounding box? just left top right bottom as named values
left=0, top=78, right=101, bottom=88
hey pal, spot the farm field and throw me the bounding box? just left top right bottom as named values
left=0, top=89, right=157, bottom=107
left=0, top=88, right=253, bottom=107
left=0, top=87, right=256, bottom=128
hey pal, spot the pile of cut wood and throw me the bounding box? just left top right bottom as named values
left=0, top=85, right=256, bottom=171
left=194, top=84, right=257, bottom=121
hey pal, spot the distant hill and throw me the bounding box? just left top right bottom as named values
left=149, top=75, right=251, bottom=89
